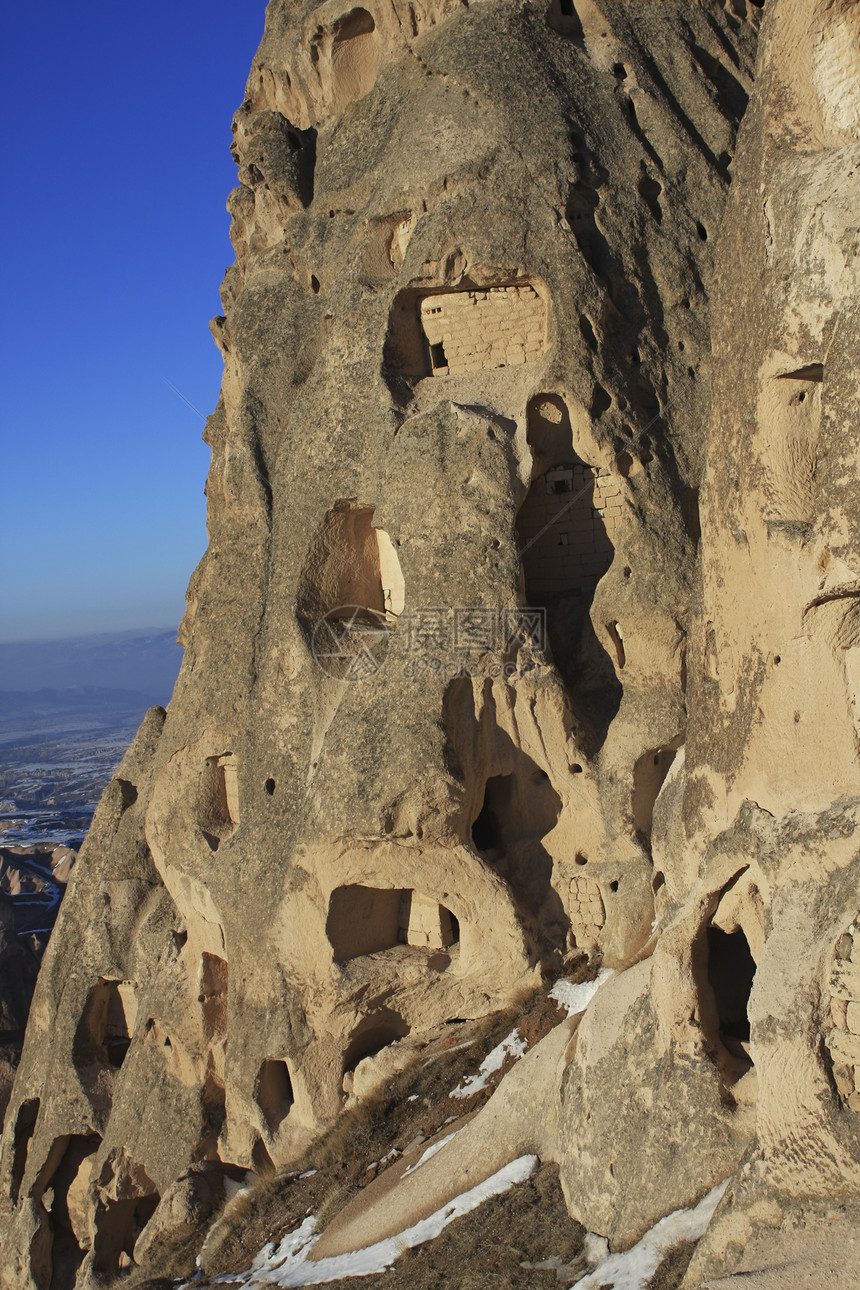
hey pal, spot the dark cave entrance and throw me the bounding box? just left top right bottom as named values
left=701, top=922, right=758, bottom=1095
left=707, top=925, right=755, bottom=1048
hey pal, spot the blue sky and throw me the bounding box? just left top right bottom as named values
left=1, top=3, right=267, bottom=642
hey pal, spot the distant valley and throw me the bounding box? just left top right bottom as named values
left=0, top=628, right=183, bottom=939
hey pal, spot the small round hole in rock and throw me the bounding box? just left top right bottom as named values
left=310, top=275, right=321, bottom=294
left=265, top=778, right=276, bottom=796
left=609, top=879, right=619, bottom=892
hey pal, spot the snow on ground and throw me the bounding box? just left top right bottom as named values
left=569, top=1180, right=729, bottom=1290
left=211, top=1156, right=540, bottom=1287
left=549, top=968, right=613, bottom=1018
left=401, top=1127, right=462, bottom=1176
left=449, top=1028, right=527, bottom=1099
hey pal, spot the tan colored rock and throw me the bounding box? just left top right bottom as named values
left=23, top=0, right=860, bottom=1285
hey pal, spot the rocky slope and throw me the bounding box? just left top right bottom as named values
left=3, top=1, right=860, bottom=1287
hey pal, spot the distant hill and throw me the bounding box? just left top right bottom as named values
left=0, top=628, right=183, bottom=707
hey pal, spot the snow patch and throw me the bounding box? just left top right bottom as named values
left=449, top=1028, right=527, bottom=1099
left=549, top=968, right=613, bottom=1018
left=214, top=1156, right=539, bottom=1286
left=402, top=1127, right=462, bottom=1176
left=570, top=1180, right=729, bottom=1290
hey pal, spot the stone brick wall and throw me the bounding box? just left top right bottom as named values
left=517, top=461, right=622, bottom=598
left=566, top=874, right=606, bottom=949
left=419, top=285, right=546, bottom=374
left=826, top=921, right=860, bottom=1113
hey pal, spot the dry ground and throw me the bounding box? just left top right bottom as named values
left=125, top=962, right=698, bottom=1290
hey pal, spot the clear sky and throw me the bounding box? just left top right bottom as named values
left=1, top=3, right=267, bottom=642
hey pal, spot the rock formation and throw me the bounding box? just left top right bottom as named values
left=5, top=0, right=860, bottom=1285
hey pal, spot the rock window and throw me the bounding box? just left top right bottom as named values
left=326, top=885, right=459, bottom=961
left=73, top=980, right=137, bottom=1073
left=297, top=502, right=404, bottom=629
left=198, top=753, right=238, bottom=851
left=704, top=924, right=756, bottom=1087
left=430, top=341, right=448, bottom=371
left=342, top=1010, right=409, bottom=1092
left=10, top=1098, right=39, bottom=1203
left=256, top=1059, right=294, bottom=1135
left=517, top=458, right=617, bottom=598
left=385, top=283, right=547, bottom=379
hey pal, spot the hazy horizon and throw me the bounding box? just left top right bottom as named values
left=0, top=623, right=179, bottom=647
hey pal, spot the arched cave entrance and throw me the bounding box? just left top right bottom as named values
left=632, top=742, right=680, bottom=840
left=697, top=918, right=757, bottom=1093
left=707, top=926, right=755, bottom=1054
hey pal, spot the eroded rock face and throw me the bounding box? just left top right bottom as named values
left=15, top=0, right=854, bottom=1284
left=558, top=0, right=860, bottom=1276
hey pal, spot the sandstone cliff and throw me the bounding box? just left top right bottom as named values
left=4, top=1, right=860, bottom=1287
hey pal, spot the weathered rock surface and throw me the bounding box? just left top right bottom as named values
left=4, top=0, right=860, bottom=1286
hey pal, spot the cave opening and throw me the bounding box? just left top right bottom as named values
left=707, top=925, right=755, bottom=1049
left=326, top=886, right=459, bottom=960
left=198, top=754, right=239, bottom=851
left=10, top=1098, right=39, bottom=1203
left=256, top=1059, right=294, bottom=1135
left=470, top=752, right=566, bottom=949
left=342, top=1011, right=409, bottom=1094
left=91, top=1167, right=159, bottom=1278
left=73, top=981, right=137, bottom=1076
left=297, top=502, right=404, bottom=634
left=516, top=395, right=621, bottom=744
left=471, top=775, right=509, bottom=853
left=32, top=1133, right=102, bottom=1290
